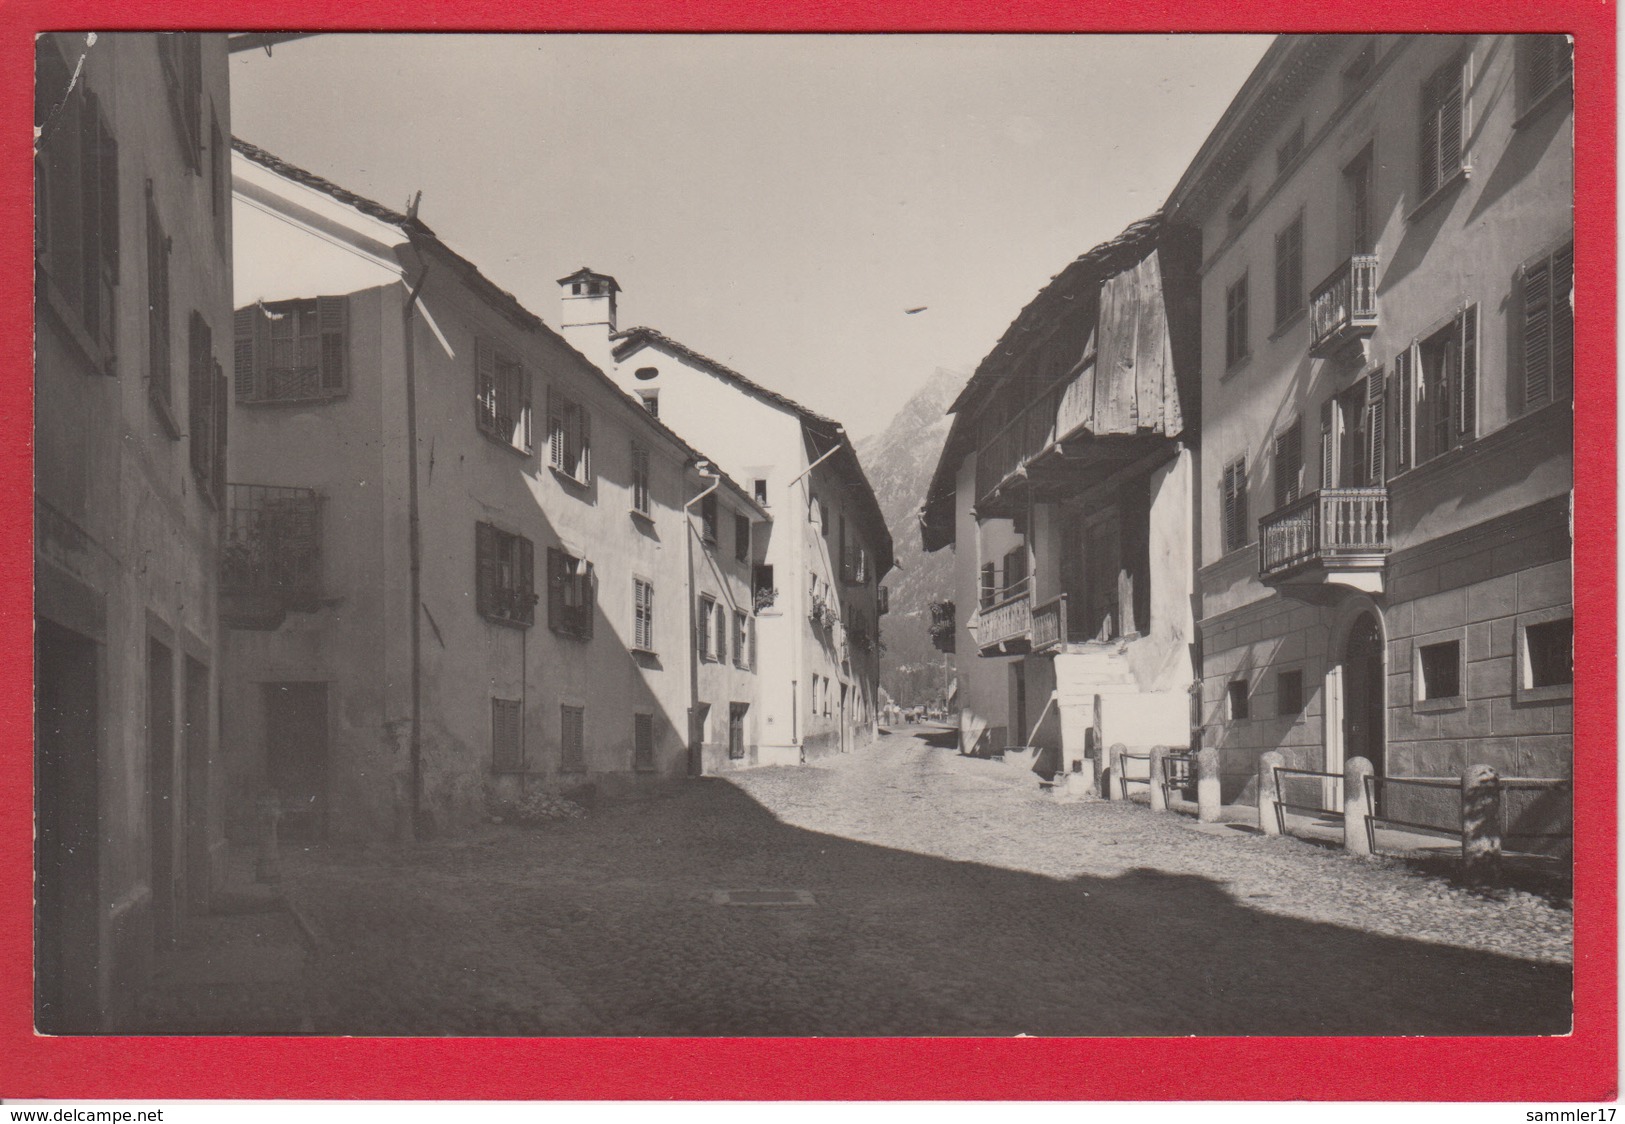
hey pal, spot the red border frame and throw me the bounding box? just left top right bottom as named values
left=3, top=1, right=1615, bottom=1101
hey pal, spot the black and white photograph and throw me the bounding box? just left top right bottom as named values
left=34, top=31, right=1576, bottom=1042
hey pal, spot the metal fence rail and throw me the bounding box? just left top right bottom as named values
left=1272, top=767, right=1346, bottom=838
left=1161, top=751, right=1194, bottom=808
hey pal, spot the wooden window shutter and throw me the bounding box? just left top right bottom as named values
left=547, top=387, right=563, bottom=470
left=234, top=307, right=258, bottom=400
left=1367, top=368, right=1386, bottom=483
left=1456, top=304, right=1478, bottom=439
left=580, top=561, right=595, bottom=639
left=475, top=522, right=496, bottom=618
left=1552, top=243, right=1574, bottom=401
left=1394, top=349, right=1412, bottom=469
left=1273, top=423, right=1301, bottom=509
left=547, top=547, right=564, bottom=630
left=97, top=114, right=119, bottom=289
left=578, top=406, right=592, bottom=481
left=699, top=598, right=712, bottom=658
left=518, top=534, right=535, bottom=625
left=317, top=295, right=347, bottom=393
left=476, top=337, right=496, bottom=433
left=749, top=614, right=757, bottom=671
left=212, top=360, right=227, bottom=498
left=520, top=363, right=533, bottom=452
left=1320, top=399, right=1336, bottom=489
left=1440, top=58, right=1466, bottom=180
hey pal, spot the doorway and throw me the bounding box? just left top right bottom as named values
left=36, top=619, right=101, bottom=1033
left=264, top=682, right=329, bottom=841
left=1343, top=612, right=1386, bottom=778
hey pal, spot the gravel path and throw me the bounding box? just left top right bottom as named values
left=284, top=726, right=1571, bottom=1036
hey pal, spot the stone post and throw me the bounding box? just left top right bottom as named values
left=1258, top=751, right=1285, bottom=836
left=1343, top=756, right=1375, bottom=856
left=255, top=791, right=283, bottom=884
left=1148, top=746, right=1169, bottom=812
left=1196, top=746, right=1221, bottom=823
left=1461, top=764, right=1502, bottom=883
left=1106, top=743, right=1127, bottom=801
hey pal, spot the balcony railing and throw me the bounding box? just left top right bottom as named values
left=1259, top=487, right=1389, bottom=581
left=975, top=579, right=1033, bottom=653
left=1031, top=594, right=1068, bottom=654
left=221, top=484, right=323, bottom=603
left=1309, top=254, right=1379, bottom=358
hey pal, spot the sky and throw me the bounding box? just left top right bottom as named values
left=230, top=34, right=1272, bottom=440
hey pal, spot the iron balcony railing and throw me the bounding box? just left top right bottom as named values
left=1309, top=253, right=1379, bottom=357
left=975, top=578, right=1033, bottom=653
left=1258, top=487, right=1389, bottom=580
left=221, top=483, right=323, bottom=602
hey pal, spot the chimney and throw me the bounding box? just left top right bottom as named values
left=557, top=267, right=620, bottom=373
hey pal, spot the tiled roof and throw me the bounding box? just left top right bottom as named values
left=231, top=138, right=766, bottom=519
left=613, top=326, right=893, bottom=576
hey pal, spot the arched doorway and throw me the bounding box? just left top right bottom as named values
left=1343, top=612, right=1386, bottom=777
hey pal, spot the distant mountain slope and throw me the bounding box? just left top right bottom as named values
left=856, top=367, right=965, bottom=707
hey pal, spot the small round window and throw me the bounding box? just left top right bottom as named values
left=634, top=366, right=659, bottom=381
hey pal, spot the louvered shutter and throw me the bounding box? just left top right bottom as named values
left=749, top=615, right=757, bottom=671
left=1420, top=81, right=1441, bottom=198
left=1439, top=59, right=1465, bottom=181
left=1395, top=349, right=1412, bottom=469
left=1552, top=244, right=1574, bottom=400
left=1457, top=304, right=1478, bottom=439
left=475, top=522, right=496, bottom=618
left=98, top=116, right=119, bottom=289
left=317, top=295, right=347, bottom=393
left=548, top=389, right=565, bottom=471
left=578, top=407, right=592, bottom=482
left=1320, top=399, right=1336, bottom=489
left=518, top=534, right=535, bottom=625
left=1367, top=369, right=1386, bottom=483
left=547, top=548, right=564, bottom=630
left=699, top=598, right=711, bottom=658
left=1274, top=424, right=1301, bottom=509
left=212, top=361, right=227, bottom=499
left=476, top=338, right=495, bottom=434
left=234, top=307, right=257, bottom=400
left=580, top=561, right=595, bottom=639
left=520, top=364, right=533, bottom=451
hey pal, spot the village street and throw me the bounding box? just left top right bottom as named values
left=279, top=726, right=1572, bottom=1037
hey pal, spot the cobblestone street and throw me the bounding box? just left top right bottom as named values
left=284, top=726, right=1572, bottom=1037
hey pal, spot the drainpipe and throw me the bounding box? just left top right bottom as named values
left=403, top=263, right=430, bottom=840
left=684, top=461, right=721, bottom=776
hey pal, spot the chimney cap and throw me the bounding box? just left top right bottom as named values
left=557, top=266, right=621, bottom=293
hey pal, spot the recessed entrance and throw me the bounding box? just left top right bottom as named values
left=1343, top=611, right=1386, bottom=777
left=264, top=682, right=329, bottom=841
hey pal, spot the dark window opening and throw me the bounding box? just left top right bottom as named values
left=1227, top=680, right=1250, bottom=721
left=1525, top=618, right=1573, bottom=689
left=1418, top=640, right=1461, bottom=700
left=1278, top=670, right=1304, bottom=716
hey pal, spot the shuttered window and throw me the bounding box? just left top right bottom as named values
left=1419, top=53, right=1469, bottom=201
left=1521, top=241, right=1574, bottom=412
left=1221, top=458, right=1250, bottom=554
left=1225, top=274, right=1249, bottom=368
left=979, top=563, right=997, bottom=609
left=1273, top=419, right=1303, bottom=510
left=547, top=389, right=591, bottom=483
left=560, top=705, right=585, bottom=772
left=1519, top=35, right=1572, bottom=115
left=633, top=578, right=655, bottom=652
left=734, top=513, right=751, bottom=563
left=698, top=595, right=716, bottom=660
left=733, top=610, right=749, bottom=669
left=35, top=37, right=120, bottom=373
left=700, top=493, right=718, bottom=544
left=546, top=548, right=593, bottom=639
left=1274, top=213, right=1304, bottom=327
left=476, top=522, right=536, bottom=627
left=187, top=311, right=223, bottom=500
left=1319, top=399, right=1337, bottom=488
left=147, top=195, right=173, bottom=411
left=157, top=33, right=203, bottom=171
left=728, top=703, right=748, bottom=760
left=1365, top=369, right=1386, bottom=484
left=233, top=297, right=348, bottom=402
left=492, top=698, right=523, bottom=773
left=476, top=337, right=531, bottom=452
left=1405, top=304, right=1480, bottom=467
left=1394, top=349, right=1412, bottom=471
left=633, top=713, right=655, bottom=771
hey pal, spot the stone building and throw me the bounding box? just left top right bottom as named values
left=562, top=276, right=894, bottom=764
left=1165, top=35, right=1573, bottom=818
left=35, top=32, right=234, bottom=1030
left=919, top=215, right=1202, bottom=780
left=222, top=143, right=766, bottom=841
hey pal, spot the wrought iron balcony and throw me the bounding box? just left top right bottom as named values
left=1309, top=254, right=1378, bottom=359
left=974, top=579, right=1033, bottom=655
left=1259, top=487, right=1389, bottom=588
left=221, top=483, right=324, bottom=628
